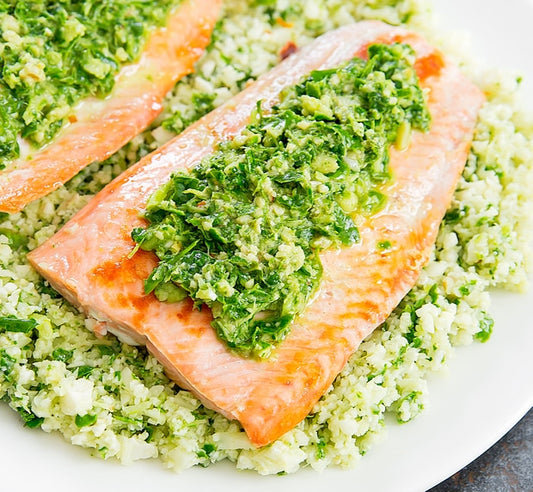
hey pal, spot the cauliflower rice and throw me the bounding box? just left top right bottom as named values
left=0, top=0, right=532, bottom=476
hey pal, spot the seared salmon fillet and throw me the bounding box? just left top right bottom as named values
left=28, top=21, right=485, bottom=447
left=0, top=0, right=222, bottom=214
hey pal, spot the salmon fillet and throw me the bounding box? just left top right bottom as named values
left=0, top=0, right=222, bottom=214
left=28, top=21, right=485, bottom=447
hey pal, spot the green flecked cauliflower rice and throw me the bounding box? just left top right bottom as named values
left=0, top=0, right=532, bottom=475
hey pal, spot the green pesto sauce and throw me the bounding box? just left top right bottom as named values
left=132, top=43, right=430, bottom=358
left=0, top=0, right=181, bottom=168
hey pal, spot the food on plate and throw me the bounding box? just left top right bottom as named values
left=0, top=0, right=531, bottom=475
left=28, top=21, right=484, bottom=447
left=0, top=0, right=222, bottom=213
left=132, top=40, right=429, bottom=360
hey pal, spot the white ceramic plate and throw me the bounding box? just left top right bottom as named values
left=2, top=1, right=533, bottom=490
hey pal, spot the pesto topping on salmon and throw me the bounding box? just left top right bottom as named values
left=0, top=0, right=181, bottom=168
left=132, top=43, right=430, bottom=358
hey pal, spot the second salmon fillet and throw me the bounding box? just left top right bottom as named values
left=28, top=21, right=485, bottom=447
